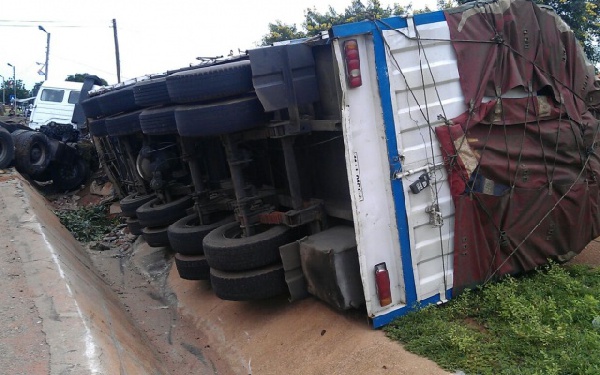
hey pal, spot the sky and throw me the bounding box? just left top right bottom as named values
left=0, top=0, right=437, bottom=91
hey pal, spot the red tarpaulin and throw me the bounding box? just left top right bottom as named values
left=435, top=0, right=600, bottom=293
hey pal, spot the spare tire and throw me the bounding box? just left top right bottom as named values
left=166, top=60, right=253, bottom=104
left=0, top=127, right=14, bottom=169
left=13, top=131, right=51, bottom=177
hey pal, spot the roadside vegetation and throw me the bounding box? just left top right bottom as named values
left=55, top=204, right=119, bottom=242
left=384, top=263, right=600, bottom=375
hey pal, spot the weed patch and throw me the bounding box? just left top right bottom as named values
left=384, top=264, right=600, bottom=375
left=55, top=204, right=120, bottom=242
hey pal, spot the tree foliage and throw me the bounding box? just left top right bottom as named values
left=304, top=0, right=409, bottom=36
left=1, top=79, right=31, bottom=103
left=261, top=21, right=307, bottom=46
left=66, top=73, right=108, bottom=86
left=261, top=0, right=409, bottom=45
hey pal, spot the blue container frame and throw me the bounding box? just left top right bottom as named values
left=331, top=11, right=452, bottom=328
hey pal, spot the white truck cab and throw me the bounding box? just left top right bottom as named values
left=29, top=81, right=84, bottom=130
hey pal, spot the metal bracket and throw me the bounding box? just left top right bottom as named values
left=267, top=120, right=312, bottom=138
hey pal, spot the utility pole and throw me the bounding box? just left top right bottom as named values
left=7, top=63, right=16, bottom=113
left=0, top=74, right=5, bottom=106
left=38, top=25, right=50, bottom=80
left=112, top=19, right=121, bottom=83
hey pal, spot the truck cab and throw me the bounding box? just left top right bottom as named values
left=29, top=81, right=84, bottom=130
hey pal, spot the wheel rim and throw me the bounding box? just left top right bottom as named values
left=30, top=143, right=46, bottom=165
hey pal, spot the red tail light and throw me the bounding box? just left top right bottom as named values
left=374, top=262, right=392, bottom=307
left=343, top=39, right=362, bottom=88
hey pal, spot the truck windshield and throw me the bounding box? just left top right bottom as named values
left=40, top=89, right=65, bottom=103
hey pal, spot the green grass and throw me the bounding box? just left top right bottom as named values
left=55, top=204, right=120, bottom=242
left=384, top=263, right=600, bottom=375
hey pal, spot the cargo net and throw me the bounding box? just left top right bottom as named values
left=376, top=0, right=600, bottom=294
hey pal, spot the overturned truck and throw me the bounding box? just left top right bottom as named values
left=81, top=0, right=600, bottom=327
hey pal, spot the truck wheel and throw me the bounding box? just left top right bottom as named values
left=210, top=264, right=287, bottom=301
left=97, top=86, right=139, bottom=117
left=0, top=127, right=14, bottom=169
left=88, top=118, right=108, bottom=137
left=140, top=105, right=178, bottom=135
left=142, top=225, right=170, bottom=247
left=105, top=110, right=144, bottom=136
left=51, top=158, right=90, bottom=192
left=80, top=96, right=104, bottom=119
left=134, top=77, right=171, bottom=107
left=126, top=217, right=143, bottom=235
left=120, top=193, right=156, bottom=217
left=166, top=60, right=253, bottom=104
left=136, top=195, right=194, bottom=227
left=174, top=254, right=210, bottom=280
left=13, top=131, right=51, bottom=176
left=175, top=95, right=266, bottom=137
left=203, top=222, right=293, bottom=272
left=167, top=212, right=234, bottom=255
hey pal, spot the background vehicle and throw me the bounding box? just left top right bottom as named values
left=28, top=81, right=83, bottom=130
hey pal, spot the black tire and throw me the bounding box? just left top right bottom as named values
left=88, top=118, right=108, bottom=137
left=136, top=195, right=194, bottom=228
left=175, top=95, right=266, bottom=137
left=133, top=77, right=171, bottom=107
left=126, top=217, right=143, bottom=235
left=166, top=60, right=253, bottom=104
left=203, top=222, right=293, bottom=272
left=167, top=212, right=234, bottom=255
left=13, top=131, right=51, bottom=176
left=142, top=225, right=170, bottom=247
left=210, top=263, right=287, bottom=301
left=80, top=96, right=103, bottom=119
left=105, top=110, right=144, bottom=136
left=119, top=193, right=156, bottom=217
left=0, top=127, right=14, bottom=169
left=51, top=158, right=90, bottom=192
left=140, top=105, right=177, bottom=135
left=175, top=254, right=210, bottom=280
left=97, top=86, right=139, bottom=117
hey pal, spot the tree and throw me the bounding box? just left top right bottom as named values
left=1, top=79, right=31, bottom=103
left=261, top=21, right=307, bottom=46
left=261, top=0, right=409, bottom=45
left=304, top=0, right=409, bottom=37
left=66, top=73, right=108, bottom=86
